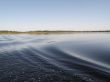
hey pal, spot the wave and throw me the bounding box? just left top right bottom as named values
left=0, top=34, right=110, bottom=82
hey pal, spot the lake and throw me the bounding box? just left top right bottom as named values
left=0, top=33, right=110, bottom=82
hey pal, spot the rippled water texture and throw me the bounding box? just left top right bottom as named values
left=0, top=33, right=110, bottom=82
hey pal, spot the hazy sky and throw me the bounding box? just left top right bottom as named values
left=0, top=0, right=110, bottom=31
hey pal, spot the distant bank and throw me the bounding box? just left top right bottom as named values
left=0, top=30, right=110, bottom=34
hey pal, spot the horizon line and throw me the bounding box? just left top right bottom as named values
left=0, top=30, right=110, bottom=32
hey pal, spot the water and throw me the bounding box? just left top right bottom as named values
left=0, top=33, right=110, bottom=82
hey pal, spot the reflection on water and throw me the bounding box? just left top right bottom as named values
left=0, top=33, right=110, bottom=82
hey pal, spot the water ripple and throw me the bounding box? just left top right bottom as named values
left=0, top=34, right=110, bottom=82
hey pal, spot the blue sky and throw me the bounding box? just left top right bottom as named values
left=0, top=0, right=110, bottom=31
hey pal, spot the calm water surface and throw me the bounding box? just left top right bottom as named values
left=0, top=33, right=110, bottom=82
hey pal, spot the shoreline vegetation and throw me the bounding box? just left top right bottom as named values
left=0, top=30, right=110, bottom=34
